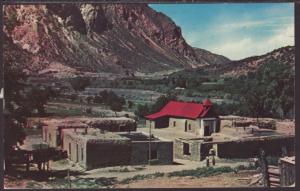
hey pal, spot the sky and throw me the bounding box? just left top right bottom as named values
left=149, top=3, right=294, bottom=60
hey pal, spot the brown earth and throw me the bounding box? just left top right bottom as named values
left=114, top=171, right=259, bottom=188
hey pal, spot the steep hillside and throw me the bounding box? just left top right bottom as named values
left=3, top=4, right=230, bottom=76
left=202, top=46, right=295, bottom=77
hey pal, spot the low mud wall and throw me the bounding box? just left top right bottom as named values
left=210, top=136, right=294, bottom=159
left=86, top=139, right=132, bottom=169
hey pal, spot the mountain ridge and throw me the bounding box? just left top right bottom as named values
left=3, top=4, right=230, bottom=76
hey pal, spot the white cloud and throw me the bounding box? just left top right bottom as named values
left=209, top=23, right=294, bottom=60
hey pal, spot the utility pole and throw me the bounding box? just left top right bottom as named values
left=68, top=168, right=71, bottom=188
left=148, top=121, right=151, bottom=165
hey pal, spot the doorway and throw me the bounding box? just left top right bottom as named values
left=204, top=126, right=210, bottom=136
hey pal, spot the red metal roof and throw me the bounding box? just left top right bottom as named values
left=145, top=100, right=212, bottom=120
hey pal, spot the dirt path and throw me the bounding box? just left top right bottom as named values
left=75, top=158, right=250, bottom=181
left=114, top=171, right=259, bottom=188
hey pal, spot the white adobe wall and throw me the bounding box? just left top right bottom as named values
left=146, top=120, right=155, bottom=129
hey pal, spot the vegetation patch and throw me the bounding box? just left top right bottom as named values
left=119, top=172, right=165, bottom=184
left=167, top=166, right=234, bottom=178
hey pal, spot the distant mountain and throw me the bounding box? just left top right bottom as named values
left=202, top=46, right=295, bottom=77
left=3, top=4, right=230, bottom=76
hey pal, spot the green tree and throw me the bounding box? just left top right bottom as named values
left=26, top=86, right=52, bottom=115
left=128, top=100, right=134, bottom=109
left=110, top=101, right=123, bottom=117
left=135, top=104, right=150, bottom=118
left=241, top=61, right=294, bottom=119
left=151, top=94, right=177, bottom=113
left=4, top=66, right=28, bottom=171
left=69, top=77, right=91, bottom=91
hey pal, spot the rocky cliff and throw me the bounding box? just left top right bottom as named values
left=3, top=4, right=230, bottom=76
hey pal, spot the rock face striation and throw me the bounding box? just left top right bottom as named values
left=3, top=4, right=230, bottom=76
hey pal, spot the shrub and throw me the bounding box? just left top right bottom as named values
left=168, top=166, right=234, bottom=178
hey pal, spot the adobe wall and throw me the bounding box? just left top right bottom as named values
left=146, top=120, right=151, bottom=129
left=174, top=139, right=201, bottom=161
left=43, top=126, right=59, bottom=147
left=169, top=118, right=185, bottom=129
left=130, top=141, right=173, bottom=165
left=208, top=136, right=295, bottom=159
left=86, top=139, right=132, bottom=169
left=88, top=118, right=137, bottom=132
left=63, top=133, right=87, bottom=168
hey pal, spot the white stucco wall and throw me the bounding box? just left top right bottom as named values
left=146, top=120, right=155, bottom=129
left=62, top=131, right=87, bottom=168
left=169, top=118, right=187, bottom=129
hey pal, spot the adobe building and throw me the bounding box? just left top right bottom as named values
left=43, top=121, right=88, bottom=148
left=174, top=135, right=294, bottom=161
left=62, top=128, right=173, bottom=169
left=145, top=99, right=220, bottom=137
left=42, top=117, right=137, bottom=148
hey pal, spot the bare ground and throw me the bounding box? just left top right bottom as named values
left=114, top=170, right=259, bottom=188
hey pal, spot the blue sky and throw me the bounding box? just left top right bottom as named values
left=149, top=3, right=294, bottom=60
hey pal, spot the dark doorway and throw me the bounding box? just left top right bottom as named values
left=183, top=142, right=191, bottom=155
left=151, top=150, right=158, bottom=160
left=148, top=149, right=158, bottom=160
left=204, top=126, right=210, bottom=136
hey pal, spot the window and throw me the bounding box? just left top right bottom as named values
left=173, top=121, right=176, bottom=127
left=188, top=124, right=192, bottom=130
left=183, top=142, right=191, bottom=155
left=81, top=148, right=84, bottom=161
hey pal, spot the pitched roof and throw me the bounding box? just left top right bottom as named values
left=145, top=99, right=213, bottom=120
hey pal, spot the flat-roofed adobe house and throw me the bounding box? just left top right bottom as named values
left=145, top=99, right=220, bottom=137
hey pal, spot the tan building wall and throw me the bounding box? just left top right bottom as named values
left=186, top=119, right=200, bottom=133
left=169, top=118, right=201, bottom=134
left=147, top=117, right=218, bottom=137
left=43, top=126, right=59, bottom=148
left=62, top=131, right=87, bottom=168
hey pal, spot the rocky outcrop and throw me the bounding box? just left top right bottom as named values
left=4, top=4, right=230, bottom=76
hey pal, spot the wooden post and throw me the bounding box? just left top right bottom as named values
left=148, top=121, right=152, bottom=165
left=68, top=168, right=71, bottom=188
left=26, top=158, right=30, bottom=173
left=278, top=159, right=283, bottom=186
left=259, top=149, right=270, bottom=187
